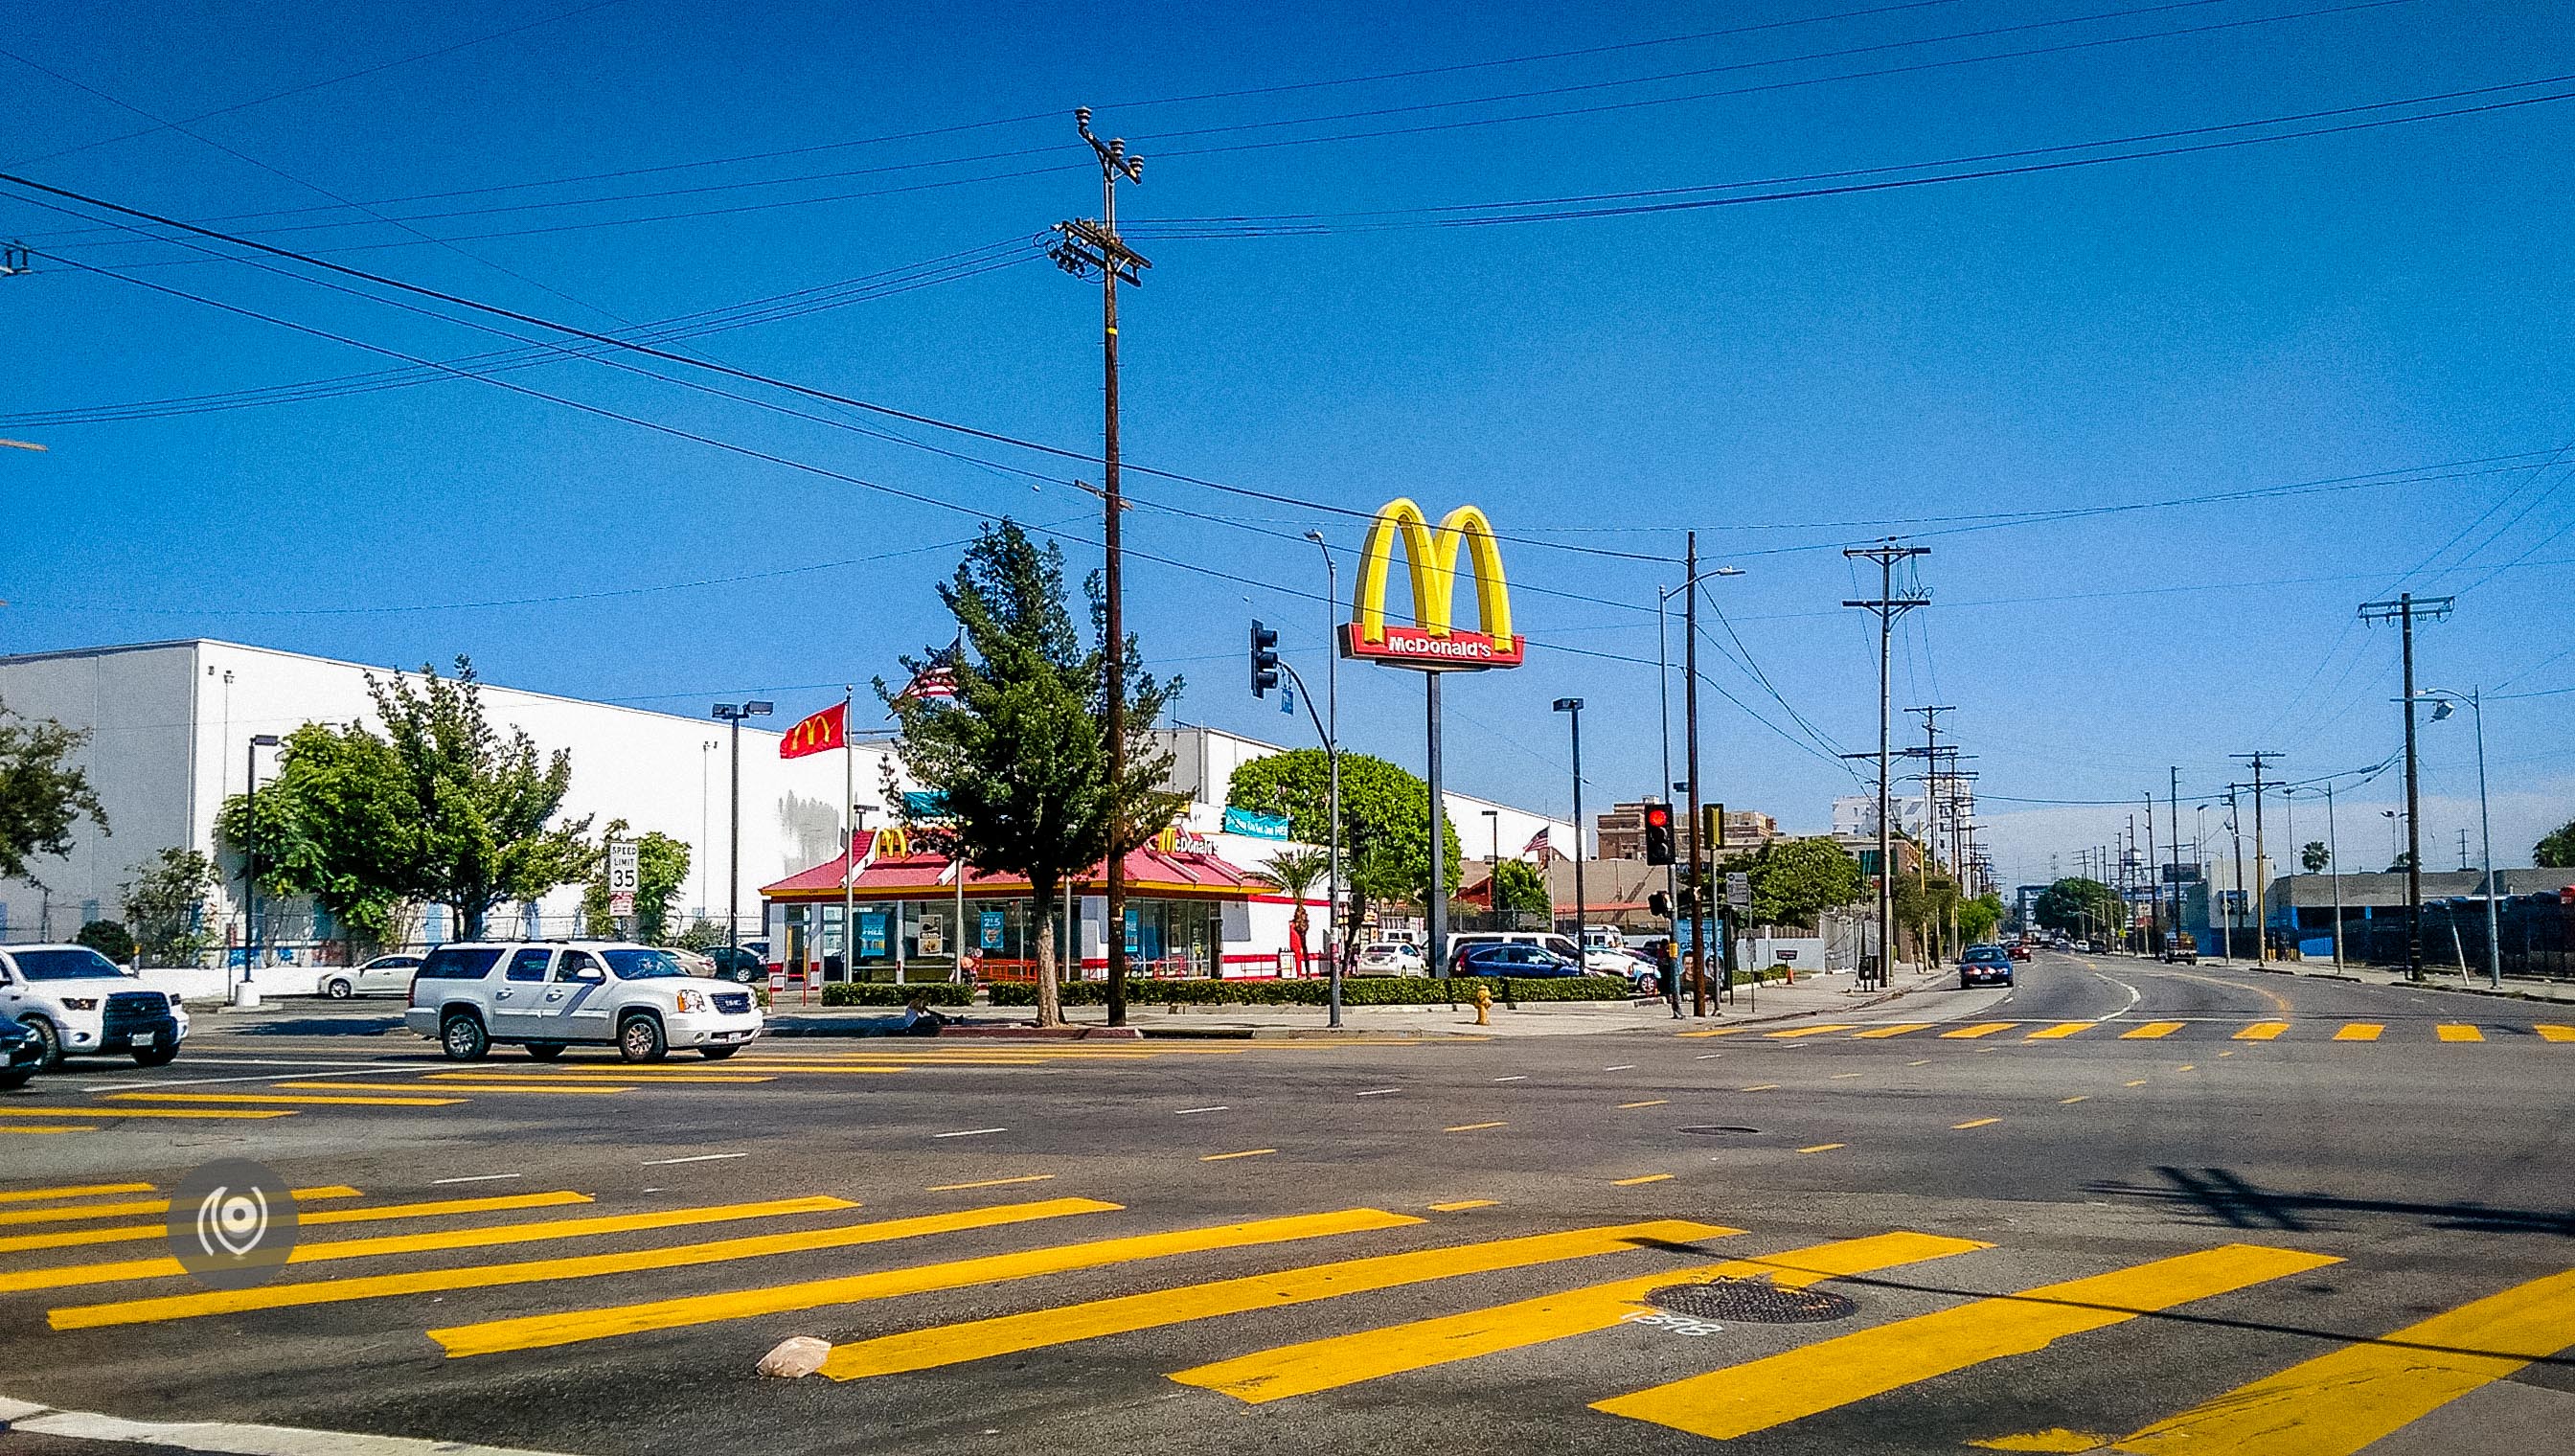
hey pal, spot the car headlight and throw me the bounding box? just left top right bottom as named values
left=675, top=990, right=710, bottom=1013
left=60, top=997, right=99, bottom=1011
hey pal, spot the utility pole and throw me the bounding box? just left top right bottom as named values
left=1905, top=705, right=1953, bottom=961
left=2325, top=779, right=2345, bottom=970
left=2359, top=592, right=2450, bottom=980
left=1053, top=107, right=1149, bottom=1025
left=2233, top=751, right=2282, bottom=961
left=2226, top=785, right=2247, bottom=961
left=1684, top=532, right=1708, bottom=1015
left=1844, top=540, right=1930, bottom=987
left=2168, top=767, right=2183, bottom=951
left=2143, top=790, right=2160, bottom=954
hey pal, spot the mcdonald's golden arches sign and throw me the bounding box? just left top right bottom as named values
left=1339, top=497, right=1525, bottom=671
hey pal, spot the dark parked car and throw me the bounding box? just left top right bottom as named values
left=703, top=945, right=766, bottom=984
left=1959, top=944, right=2016, bottom=989
left=1452, top=944, right=1585, bottom=978
left=0, top=1017, right=38, bottom=1089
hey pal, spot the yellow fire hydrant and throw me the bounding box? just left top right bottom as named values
left=1473, top=983, right=1493, bottom=1025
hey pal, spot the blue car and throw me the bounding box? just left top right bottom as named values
left=1959, top=944, right=2016, bottom=989
left=1452, top=943, right=1585, bottom=978
left=0, top=1017, right=38, bottom=1090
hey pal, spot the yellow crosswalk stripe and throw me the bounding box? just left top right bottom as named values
left=426, top=1204, right=1421, bottom=1359
left=0, top=1183, right=151, bottom=1205
left=1592, top=1242, right=2340, bottom=1441
left=2334, top=1023, right=2383, bottom=1041
left=2436, top=1023, right=2484, bottom=1042
left=105, top=1092, right=465, bottom=1108
left=0, top=1194, right=856, bottom=1295
left=2120, top=1022, right=2187, bottom=1039
left=425, top=1070, right=785, bottom=1083
left=0, top=1126, right=93, bottom=1134
left=0, top=1186, right=357, bottom=1229
left=1852, top=1024, right=1933, bottom=1038
left=2538, top=1024, right=2575, bottom=1043
left=1675, top=1028, right=1750, bottom=1038
left=270, top=1081, right=635, bottom=1096
left=1940, top=1023, right=2018, bottom=1039
left=2233, top=1022, right=2290, bottom=1040
left=2112, top=1266, right=2575, bottom=1454
left=1766, top=1025, right=1857, bottom=1039
left=51, top=1196, right=1121, bottom=1333
left=825, top=1217, right=1743, bottom=1381
left=2025, top=1023, right=2095, bottom=1039
left=0, top=1192, right=590, bottom=1257
left=0, top=1106, right=293, bottom=1121
left=1174, top=1229, right=1983, bottom=1403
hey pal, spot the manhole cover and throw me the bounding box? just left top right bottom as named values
left=1675, top=1125, right=1762, bottom=1135
left=1645, top=1278, right=1858, bottom=1323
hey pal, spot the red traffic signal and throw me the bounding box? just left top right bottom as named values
left=1643, top=802, right=1675, bottom=865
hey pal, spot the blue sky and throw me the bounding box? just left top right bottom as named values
left=3, top=0, right=2569, bottom=888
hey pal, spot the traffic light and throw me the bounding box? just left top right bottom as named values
left=1643, top=803, right=1675, bottom=865
left=1648, top=890, right=1673, bottom=920
left=1703, top=801, right=1727, bottom=853
left=1676, top=883, right=1699, bottom=915
left=1249, top=620, right=1280, bottom=697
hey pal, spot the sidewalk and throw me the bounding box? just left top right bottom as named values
left=2203, top=954, right=2575, bottom=1006
left=771, top=965, right=1953, bottom=1039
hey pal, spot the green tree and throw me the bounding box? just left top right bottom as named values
left=2535, top=817, right=2575, bottom=869
left=1255, top=848, right=1332, bottom=962
left=1716, top=836, right=1867, bottom=929
left=580, top=823, right=693, bottom=944
left=2034, top=876, right=2121, bottom=937
left=883, top=523, right=1113, bottom=1028
left=121, top=848, right=218, bottom=967
left=0, top=702, right=106, bottom=887
left=1490, top=858, right=1553, bottom=923
left=1958, top=891, right=2005, bottom=945
left=75, top=919, right=135, bottom=963
left=2301, top=840, right=2331, bottom=873
left=218, top=719, right=416, bottom=949
left=1224, top=748, right=1461, bottom=951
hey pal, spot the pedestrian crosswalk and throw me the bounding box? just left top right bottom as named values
left=1709, top=1018, right=2575, bottom=1045
left=6, top=1173, right=2570, bottom=1451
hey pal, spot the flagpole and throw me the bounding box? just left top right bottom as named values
left=842, top=686, right=855, bottom=990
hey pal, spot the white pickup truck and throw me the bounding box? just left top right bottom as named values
left=0, top=943, right=190, bottom=1068
left=403, top=941, right=763, bottom=1062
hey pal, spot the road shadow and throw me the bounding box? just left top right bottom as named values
left=2086, top=1164, right=2575, bottom=1238
left=224, top=1016, right=404, bottom=1036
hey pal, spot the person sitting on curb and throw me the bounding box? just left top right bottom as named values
left=894, top=995, right=948, bottom=1037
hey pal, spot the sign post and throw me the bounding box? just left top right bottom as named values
left=606, top=841, right=640, bottom=935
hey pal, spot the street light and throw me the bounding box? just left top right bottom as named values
left=1552, top=697, right=1585, bottom=952
left=1303, top=529, right=1345, bottom=1028
left=2413, top=687, right=2498, bottom=989
left=240, top=734, right=281, bottom=999
left=712, top=701, right=773, bottom=951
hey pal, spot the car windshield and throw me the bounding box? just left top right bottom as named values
left=601, top=949, right=687, bottom=980
left=11, top=948, right=129, bottom=981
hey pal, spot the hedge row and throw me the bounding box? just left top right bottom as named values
left=817, top=982, right=973, bottom=1008
left=983, top=975, right=1638, bottom=1008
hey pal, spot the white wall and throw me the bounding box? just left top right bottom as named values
left=0, top=639, right=906, bottom=945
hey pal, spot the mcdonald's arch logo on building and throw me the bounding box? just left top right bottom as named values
left=1339, top=497, right=1525, bottom=671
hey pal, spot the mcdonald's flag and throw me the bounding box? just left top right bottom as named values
left=778, top=701, right=847, bottom=759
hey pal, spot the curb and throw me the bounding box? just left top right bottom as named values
left=763, top=1021, right=1144, bottom=1041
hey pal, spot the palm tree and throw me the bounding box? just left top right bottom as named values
left=1256, top=849, right=1333, bottom=971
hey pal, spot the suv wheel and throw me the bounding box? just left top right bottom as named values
left=440, top=1012, right=490, bottom=1061
left=323, top=977, right=354, bottom=999
left=20, top=1017, right=63, bottom=1071
left=617, top=1013, right=668, bottom=1064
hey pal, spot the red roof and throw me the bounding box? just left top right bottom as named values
left=761, top=845, right=1265, bottom=900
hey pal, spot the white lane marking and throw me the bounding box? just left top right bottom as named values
left=1174, top=1105, right=1228, bottom=1115
left=430, top=1173, right=523, bottom=1185
left=2087, top=970, right=2145, bottom=1019
left=1603, top=1064, right=1636, bottom=1071
left=1492, top=1075, right=1528, bottom=1082
left=933, top=1126, right=1008, bottom=1138
left=1356, top=1088, right=1401, bottom=1097
left=5, top=1398, right=580, bottom=1455
left=639, top=1152, right=747, bottom=1167
left=1695, top=1053, right=1723, bottom=1059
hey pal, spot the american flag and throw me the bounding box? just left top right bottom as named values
left=893, top=637, right=963, bottom=706
left=1523, top=828, right=1555, bottom=863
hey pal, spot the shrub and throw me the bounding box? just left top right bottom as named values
left=982, top=975, right=1637, bottom=1007
left=75, top=919, right=136, bottom=964
left=818, top=982, right=971, bottom=1008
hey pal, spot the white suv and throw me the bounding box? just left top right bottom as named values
left=403, top=942, right=763, bottom=1063
left=0, top=944, right=190, bottom=1069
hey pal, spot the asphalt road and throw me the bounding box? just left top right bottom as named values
left=0, top=950, right=2568, bottom=1456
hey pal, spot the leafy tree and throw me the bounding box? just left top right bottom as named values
left=218, top=719, right=416, bottom=949
left=2034, top=876, right=2121, bottom=936
left=883, top=523, right=1113, bottom=1028
left=1256, top=848, right=1332, bottom=962
left=121, top=849, right=218, bottom=967
left=1716, top=836, right=1867, bottom=929
left=1894, top=873, right=1960, bottom=959
left=2535, top=817, right=2575, bottom=869
left=1490, top=858, right=1553, bottom=923
left=580, top=823, right=693, bottom=944
left=2301, top=840, right=2331, bottom=873
left=1957, top=891, right=2005, bottom=945
left=1225, top=748, right=1461, bottom=953
left=1088, top=569, right=1188, bottom=1026
left=0, top=702, right=106, bottom=887
left=672, top=918, right=728, bottom=952
left=75, top=919, right=135, bottom=963
left=2386, top=851, right=2416, bottom=873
